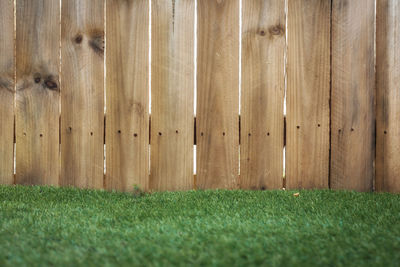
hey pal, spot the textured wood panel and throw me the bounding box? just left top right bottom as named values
left=240, top=0, right=285, bottom=189
left=15, top=0, right=60, bottom=185
left=286, top=0, right=330, bottom=189
left=105, top=0, right=149, bottom=191
left=150, top=0, right=195, bottom=191
left=376, top=0, right=400, bottom=193
left=61, top=0, right=104, bottom=189
left=331, top=0, right=375, bottom=191
left=0, top=0, right=15, bottom=184
left=197, top=0, right=239, bottom=189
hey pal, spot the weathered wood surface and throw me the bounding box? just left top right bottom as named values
left=0, top=0, right=397, bottom=193
left=105, top=0, right=149, bottom=191
left=61, top=0, right=105, bottom=189
left=331, top=0, right=375, bottom=191
left=197, top=0, right=239, bottom=189
left=150, top=0, right=195, bottom=191
left=0, top=0, right=15, bottom=184
left=376, top=0, right=400, bottom=193
left=286, top=0, right=330, bottom=189
left=15, top=0, right=60, bottom=185
left=240, top=0, right=285, bottom=189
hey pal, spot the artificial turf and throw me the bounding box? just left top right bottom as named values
left=0, top=186, right=399, bottom=266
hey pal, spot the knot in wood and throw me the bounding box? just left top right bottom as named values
left=269, top=25, right=284, bottom=36
left=75, top=34, right=83, bottom=44
left=44, top=79, right=58, bottom=90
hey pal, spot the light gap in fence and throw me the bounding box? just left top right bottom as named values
left=283, top=0, right=288, bottom=187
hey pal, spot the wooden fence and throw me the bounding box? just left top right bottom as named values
left=0, top=0, right=399, bottom=193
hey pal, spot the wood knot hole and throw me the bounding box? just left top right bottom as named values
left=89, top=33, right=105, bottom=55
left=269, top=25, right=285, bottom=36
left=75, top=34, right=83, bottom=44
left=44, top=78, right=58, bottom=90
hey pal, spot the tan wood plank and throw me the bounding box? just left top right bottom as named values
left=376, top=0, right=400, bottom=193
left=331, top=0, right=375, bottom=191
left=197, top=0, right=239, bottom=189
left=240, top=0, right=285, bottom=190
left=15, top=0, right=60, bottom=185
left=286, top=0, right=330, bottom=189
left=61, top=0, right=104, bottom=189
left=105, top=0, right=149, bottom=192
left=0, top=0, right=15, bottom=184
left=150, top=0, right=194, bottom=191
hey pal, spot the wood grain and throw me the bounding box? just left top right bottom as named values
left=61, top=0, right=104, bottom=189
left=197, top=0, right=239, bottom=189
left=150, top=0, right=194, bottom=191
left=0, top=0, right=15, bottom=184
left=286, top=0, right=330, bottom=189
left=240, top=0, right=285, bottom=190
left=376, top=0, right=400, bottom=193
left=331, top=0, right=375, bottom=191
left=15, top=0, right=60, bottom=185
left=105, top=0, right=149, bottom=192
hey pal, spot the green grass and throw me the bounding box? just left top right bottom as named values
left=0, top=186, right=399, bottom=266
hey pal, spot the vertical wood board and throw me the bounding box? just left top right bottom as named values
left=331, top=0, right=375, bottom=191
left=15, top=0, right=60, bottom=185
left=61, top=0, right=105, bottom=189
left=150, top=0, right=195, bottom=191
left=240, top=0, right=285, bottom=189
left=376, top=0, right=400, bottom=192
left=106, top=0, right=149, bottom=191
left=0, top=0, right=15, bottom=184
left=286, top=0, right=331, bottom=189
left=197, top=0, right=239, bottom=189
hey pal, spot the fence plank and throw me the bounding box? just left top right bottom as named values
left=105, top=0, right=149, bottom=191
left=15, top=0, right=60, bottom=185
left=376, top=0, right=400, bottom=193
left=240, top=0, right=285, bottom=190
left=61, top=0, right=104, bottom=189
left=150, top=0, right=194, bottom=191
left=286, top=0, right=330, bottom=189
left=331, top=0, right=375, bottom=191
left=0, top=0, right=15, bottom=184
left=197, top=0, right=239, bottom=189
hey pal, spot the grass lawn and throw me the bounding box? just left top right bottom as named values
left=0, top=186, right=399, bottom=266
